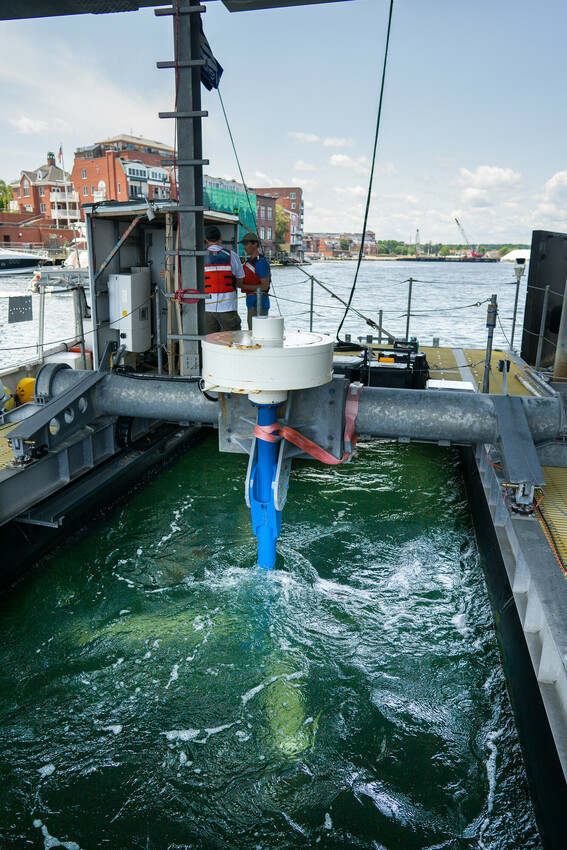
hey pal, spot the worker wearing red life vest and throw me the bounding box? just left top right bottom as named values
left=204, top=225, right=245, bottom=334
left=239, top=231, right=271, bottom=329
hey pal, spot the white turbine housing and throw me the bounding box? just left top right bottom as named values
left=201, top=316, right=334, bottom=403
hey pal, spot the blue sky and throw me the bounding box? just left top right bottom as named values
left=2, top=0, right=567, bottom=244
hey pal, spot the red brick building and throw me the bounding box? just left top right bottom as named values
left=71, top=134, right=176, bottom=216
left=255, top=194, right=277, bottom=256
left=10, top=152, right=79, bottom=227
left=252, top=186, right=304, bottom=256
left=0, top=211, right=75, bottom=249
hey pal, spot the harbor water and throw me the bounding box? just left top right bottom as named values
left=0, top=261, right=542, bottom=847
left=0, top=259, right=526, bottom=370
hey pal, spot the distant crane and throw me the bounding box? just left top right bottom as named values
left=454, top=218, right=483, bottom=258
left=415, top=228, right=420, bottom=257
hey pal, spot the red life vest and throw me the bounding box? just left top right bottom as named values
left=242, top=258, right=271, bottom=292
left=204, top=249, right=235, bottom=294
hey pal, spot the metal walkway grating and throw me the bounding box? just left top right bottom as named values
left=537, top=466, right=567, bottom=573
left=0, top=422, right=16, bottom=470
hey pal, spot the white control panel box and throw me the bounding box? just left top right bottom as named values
left=108, top=267, right=151, bottom=353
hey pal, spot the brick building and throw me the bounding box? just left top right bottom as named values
left=255, top=194, right=277, bottom=256
left=0, top=211, right=77, bottom=249
left=10, top=152, right=79, bottom=227
left=252, top=186, right=304, bottom=256
left=304, top=231, right=377, bottom=258
left=71, top=134, right=176, bottom=216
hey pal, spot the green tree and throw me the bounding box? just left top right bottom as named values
left=0, top=180, right=13, bottom=211
left=274, top=205, right=289, bottom=243
left=439, top=245, right=451, bottom=256
left=339, top=237, right=349, bottom=252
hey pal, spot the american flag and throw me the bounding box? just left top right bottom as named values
left=57, top=146, right=62, bottom=164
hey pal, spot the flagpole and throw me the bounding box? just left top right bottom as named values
left=59, top=144, right=79, bottom=263
left=59, top=143, right=71, bottom=229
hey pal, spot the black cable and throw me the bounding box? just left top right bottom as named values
left=336, top=0, right=395, bottom=343
left=217, top=89, right=257, bottom=232
left=111, top=369, right=200, bottom=383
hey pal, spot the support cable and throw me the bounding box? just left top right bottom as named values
left=217, top=90, right=282, bottom=316
left=335, top=0, right=395, bottom=346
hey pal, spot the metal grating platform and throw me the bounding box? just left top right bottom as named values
left=537, top=466, right=567, bottom=574
left=0, top=422, right=15, bottom=470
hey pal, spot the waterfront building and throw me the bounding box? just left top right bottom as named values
left=303, top=231, right=377, bottom=258
left=255, top=194, right=277, bottom=257
left=252, top=186, right=304, bottom=257
left=71, top=133, right=177, bottom=216
left=203, top=174, right=256, bottom=243
left=9, top=152, right=80, bottom=228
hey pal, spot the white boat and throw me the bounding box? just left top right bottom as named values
left=0, top=248, right=45, bottom=275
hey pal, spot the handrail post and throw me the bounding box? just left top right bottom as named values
left=482, top=294, right=497, bottom=393
left=38, top=285, right=46, bottom=364
left=309, top=275, right=314, bottom=332
left=405, top=277, right=413, bottom=341
left=510, top=278, right=521, bottom=350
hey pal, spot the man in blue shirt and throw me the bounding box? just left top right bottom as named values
left=239, top=232, right=271, bottom=329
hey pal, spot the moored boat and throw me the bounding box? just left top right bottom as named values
left=0, top=248, right=46, bottom=275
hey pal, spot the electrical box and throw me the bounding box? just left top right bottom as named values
left=108, top=267, right=151, bottom=353
left=333, top=343, right=429, bottom=390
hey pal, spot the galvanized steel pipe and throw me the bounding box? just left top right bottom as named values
left=44, top=367, right=218, bottom=425
left=44, top=369, right=564, bottom=446
left=354, top=386, right=563, bottom=444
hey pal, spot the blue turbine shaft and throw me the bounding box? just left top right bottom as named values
left=250, top=403, right=282, bottom=569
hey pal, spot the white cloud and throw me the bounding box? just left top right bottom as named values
left=534, top=169, right=567, bottom=223
left=539, top=169, right=567, bottom=204
left=292, top=177, right=318, bottom=191
left=376, top=162, right=398, bottom=177
left=293, top=160, right=317, bottom=172
left=329, top=154, right=371, bottom=176
left=323, top=137, right=355, bottom=148
left=0, top=28, right=174, bottom=168
left=462, top=187, right=493, bottom=207
left=288, top=131, right=320, bottom=143
left=459, top=165, right=523, bottom=191
left=386, top=193, right=419, bottom=205
left=9, top=116, right=49, bottom=135
left=251, top=170, right=283, bottom=187
left=335, top=185, right=367, bottom=198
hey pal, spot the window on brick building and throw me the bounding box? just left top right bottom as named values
left=39, top=187, right=44, bottom=197
left=118, top=183, right=121, bottom=194
left=291, top=202, right=296, bottom=209
left=268, top=227, right=272, bottom=240
left=261, top=205, right=266, bottom=218
left=83, top=186, right=88, bottom=196
left=267, top=207, right=272, bottom=220
left=289, top=192, right=296, bottom=199
left=23, top=183, right=30, bottom=197
left=40, top=203, right=46, bottom=213
left=260, top=226, right=265, bottom=239
left=81, top=169, right=87, bottom=179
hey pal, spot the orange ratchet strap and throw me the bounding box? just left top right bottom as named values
left=253, top=382, right=362, bottom=465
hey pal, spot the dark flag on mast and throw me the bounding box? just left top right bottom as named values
left=200, top=22, right=223, bottom=90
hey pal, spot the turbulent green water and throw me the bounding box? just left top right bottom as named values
left=0, top=434, right=541, bottom=849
